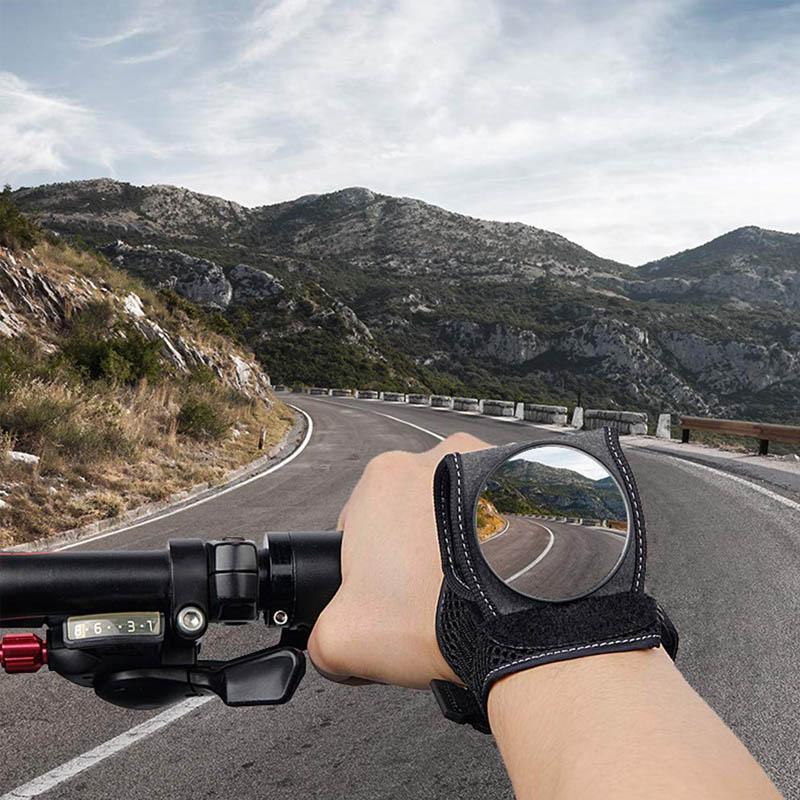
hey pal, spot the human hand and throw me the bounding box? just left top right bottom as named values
left=308, top=433, right=490, bottom=688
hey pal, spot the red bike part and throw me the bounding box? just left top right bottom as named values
left=0, top=633, right=47, bottom=673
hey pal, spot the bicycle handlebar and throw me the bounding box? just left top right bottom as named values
left=0, top=532, right=342, bottom=630
left=0, top=532, right=343, bottom=709
left=0, top=550, right=171, bottom=621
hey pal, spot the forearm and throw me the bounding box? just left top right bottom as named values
left=488, top=647, right=781, bottom=800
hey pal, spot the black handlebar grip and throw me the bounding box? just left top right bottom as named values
left=262, top=531, right=342, bottom=630
left=0, top=551, right=171, bottom=622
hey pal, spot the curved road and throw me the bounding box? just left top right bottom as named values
left=1, top=394, right=799, bottom=799
left=481, top=515, right=626, bottom=598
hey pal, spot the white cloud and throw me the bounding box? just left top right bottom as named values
left=4, top=0, right=800, bottom=261
left=78, top=0, right=195, bottom=66
left=0, top=72, right=94, bottom=176
left=80, top=24, right=152, bottom=49
left=0, top=72, right=165, bottom=181
left=116, top=44, right=181, bottom=65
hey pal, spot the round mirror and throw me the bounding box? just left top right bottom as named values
left=475, top=444, right=630, bottom=602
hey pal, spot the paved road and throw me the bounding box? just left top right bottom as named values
left=481, top=515, right=626, bottom=599
left=481, top=515, right=552, bottom=582
left=1, top=394, right=799, bottom=799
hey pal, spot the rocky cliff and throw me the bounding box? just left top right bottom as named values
left=0, top=244, right=272, bottom=400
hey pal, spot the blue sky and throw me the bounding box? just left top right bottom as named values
left=1, top=0, right=799, bottom=264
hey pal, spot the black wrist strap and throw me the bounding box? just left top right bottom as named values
left=431, top=604, right=678, bottom=733
left=430, top=428, right=680, bottom=734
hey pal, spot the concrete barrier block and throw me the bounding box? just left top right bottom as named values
left=584, top=409, right=648, bottom=435
left=382, top=391, right=406, bottom=402
left=431, top=395, right=454, bottom=409
left=309, top=387, right=330, bottom=396
left=570, top=406, right=584, bottom=429
left=357, top=390, right=380, bottom=399
left=523, top=403, right=568, bottom=425
left=453, top=397, right=481, bottom=412
left=482, top=399, right=515, bottom=417
left=330, top=388, right=354, bottom=397
left=407, top=393, right=431, bottom=405
left=273, top=384, right=289, bottom=393
left=656, top=413, right=672, bottom=439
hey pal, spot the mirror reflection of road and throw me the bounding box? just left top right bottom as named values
left=480, top=514, right=627, bottom=598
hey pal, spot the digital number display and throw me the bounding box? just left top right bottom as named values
left=65, top=612, right=162, bottom=643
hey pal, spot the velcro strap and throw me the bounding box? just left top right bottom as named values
left=430, top=680, right=490, bottom=734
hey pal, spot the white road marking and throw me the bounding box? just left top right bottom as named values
left=486, top=518, right=511, bottom=540
left=1, top=406, right=316, bottom=799
left=365, top=411, right=444, bottom=441
left=505, top=520, right=555, bottom=582
left=0, top=697, right=213, bottom=800
left=56, top=404, right=314, bottom=551
left=635, top=450, right=800, bottom=514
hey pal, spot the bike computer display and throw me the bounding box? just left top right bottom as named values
left=64, top=612, right=163, bottom=645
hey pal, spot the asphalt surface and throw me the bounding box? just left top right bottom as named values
left=1, top=394, right=799, bottom=799
left=481, top=516, right=552, bottom=583
left=481, top=515, right=626, bottom=599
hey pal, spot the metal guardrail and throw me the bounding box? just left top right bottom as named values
left=679, top=416, right=800, bottom=455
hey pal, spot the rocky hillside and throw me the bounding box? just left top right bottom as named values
left=0, top=244, right=273, bottom=400
left=597, top=226, right=800, bottom=311
left=12, top=180, right=800, bottom=422
left=0, top=203, right=293, bottom=543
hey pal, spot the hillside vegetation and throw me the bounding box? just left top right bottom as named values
left=0, top=191, right=292, bottom=544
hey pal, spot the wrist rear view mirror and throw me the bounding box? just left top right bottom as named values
left=475, top=444, right=631, bottom=603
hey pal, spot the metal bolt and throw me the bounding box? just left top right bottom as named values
left=272, top=610, right=289, bottom=626
left=176, top=606, right=206, bottom=636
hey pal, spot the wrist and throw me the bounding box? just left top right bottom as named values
left=488, top=645, right=675, bottom=729
left=431, top=643, right=461, bottom=685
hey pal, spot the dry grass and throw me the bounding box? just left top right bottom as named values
left=0, top=387, right=293, bottom=545
left=476, top=496, right=506, bottom=541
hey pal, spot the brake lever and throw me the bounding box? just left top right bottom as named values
left=93, top=645, right=306, bottom=709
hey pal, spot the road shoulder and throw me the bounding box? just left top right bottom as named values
left=7, top=407, right=309, bottom=552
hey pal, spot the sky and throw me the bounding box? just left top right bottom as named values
left=1, top=0, right=799, bottom=264
left=509, top=446, right=610, bottom=481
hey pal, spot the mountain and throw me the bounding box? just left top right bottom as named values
left=11, top=180, right=800, bottom=422
left=485, top=459, right=625, bottom=520
left=606, top=226, right=800, bottom=311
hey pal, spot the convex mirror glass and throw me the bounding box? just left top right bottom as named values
left=475, top=444, right=630, bottom=602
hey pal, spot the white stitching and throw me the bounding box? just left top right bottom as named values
left=438, top=467, right=470, bottom=592
left=454, top=455, right=497, bottom=617
left=604, top=427, right=644, bottom=592
left=481, top=633, right=660, bottom=698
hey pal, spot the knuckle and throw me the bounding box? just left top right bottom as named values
left=308, top=612, right=348, bottom=675
left=440, top=432, right=489, bottom=452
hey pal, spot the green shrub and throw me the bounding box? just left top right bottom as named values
left=61, top=302, right=162, bottom=385
left=158, top=288, right=200, bottom=319
left=0, top=186, right=39, bottom=251
left=177, top=397, right=230, bottom=440
left=188, top=366, right=218, bottom=387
